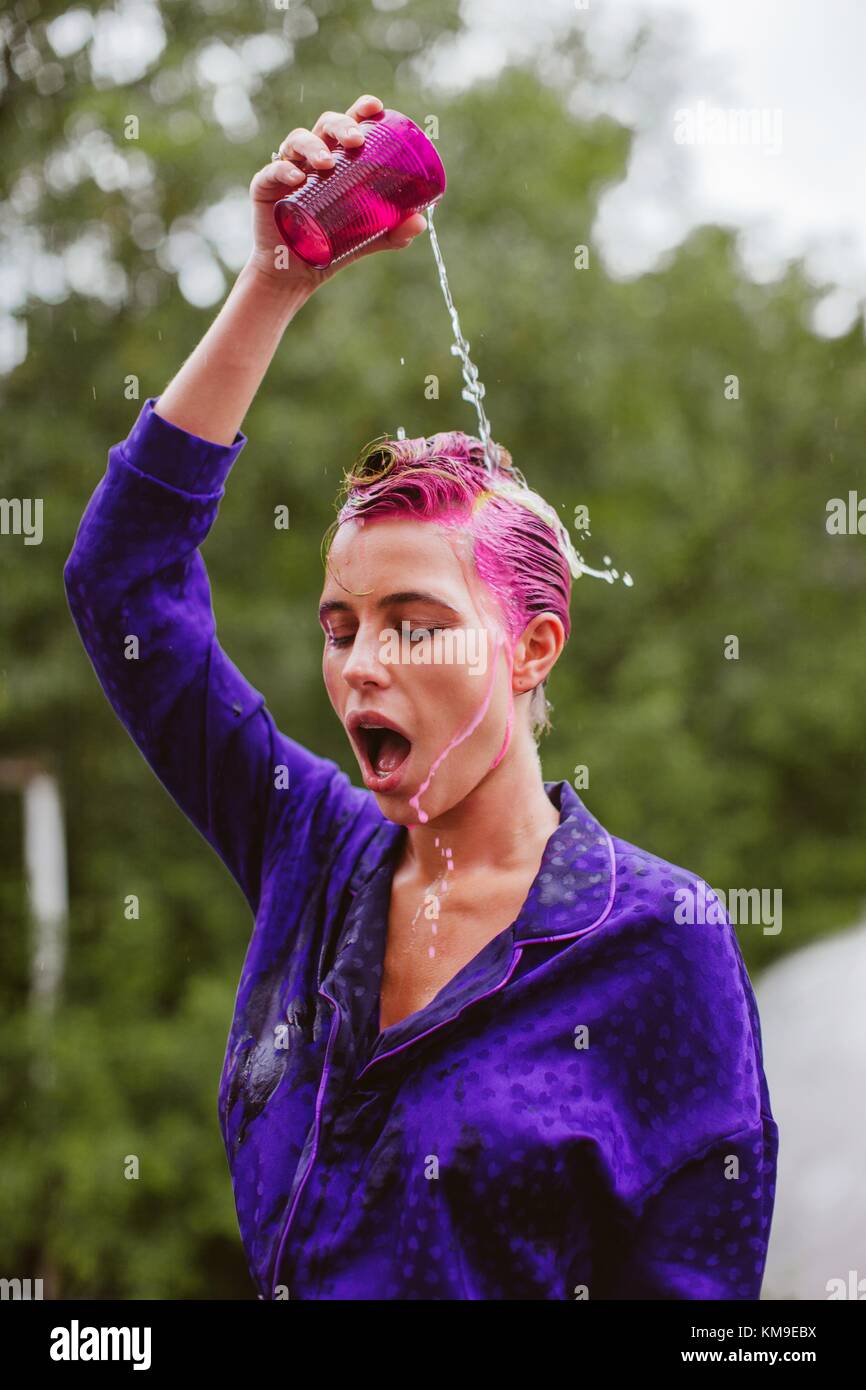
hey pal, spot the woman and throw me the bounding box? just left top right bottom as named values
left=64, top=93, right=778, bottom=1300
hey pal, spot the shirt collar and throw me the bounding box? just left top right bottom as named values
left=511, top=779, right=616, bottom=943
left=323, top=780, right=616, bottom=1071
left=347, top=778, right=616, bottom=946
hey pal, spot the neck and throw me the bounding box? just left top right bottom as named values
left=398, top=735, right=561, bottom=883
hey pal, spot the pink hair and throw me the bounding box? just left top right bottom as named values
left=324, top=430, right=572, bottom=648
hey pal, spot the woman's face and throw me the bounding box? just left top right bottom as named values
left=319, top=515, right=518, bottom=825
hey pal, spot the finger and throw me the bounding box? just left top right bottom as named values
left=250, top=159, right=306, bottom=196
left=312, top=109, right=367, bottom=152
left=345, top=93, right=384, bottom=121
left=276, top=126, right=334, bottom=168
left=351, top=213, right=427, bottom=262
left=384, top=212, right=428, bottom=247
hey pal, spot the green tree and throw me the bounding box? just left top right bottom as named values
left=1, top=3, right=864, bottom=1296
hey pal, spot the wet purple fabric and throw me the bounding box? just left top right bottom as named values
left=64, top=397, right=779, bottom=1300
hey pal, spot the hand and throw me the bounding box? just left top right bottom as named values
left=247, top=93, right=429, bottom=292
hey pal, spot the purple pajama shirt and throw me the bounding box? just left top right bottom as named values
left=63, top=398, right=779, bottom=1300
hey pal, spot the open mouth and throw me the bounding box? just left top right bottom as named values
left=358, top=724, right=412, bottom=779
left=348, top=713, right=413, bottom=788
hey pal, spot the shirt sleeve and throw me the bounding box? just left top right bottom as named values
left=599, top=1115, right=779, bottom=1300
left=63, top=397, right=340, bottom=915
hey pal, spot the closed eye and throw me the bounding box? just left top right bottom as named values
left=325, top=623, right=451, bottom=648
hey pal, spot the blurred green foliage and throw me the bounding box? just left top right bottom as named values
left=1, top=0, right=864, bottom=1298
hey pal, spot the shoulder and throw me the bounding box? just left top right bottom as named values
left=610, top=833, right=711, bottom=917
left=607, top=832, right=745, bottom=971
left=604, top=833, right=755, bottom=1025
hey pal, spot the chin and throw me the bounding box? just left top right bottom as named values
left=372, top=792, right=423, bottom=826
left=359, top=765, right=443, bottom=827
left=366, top=768, right=433, bottom=821
left=376, top=772, right=486, bottom=830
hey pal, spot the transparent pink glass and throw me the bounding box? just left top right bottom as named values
left=273, top=108, right=446, bottom=271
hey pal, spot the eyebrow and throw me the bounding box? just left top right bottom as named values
left=318, top=590, right=461, bottom=622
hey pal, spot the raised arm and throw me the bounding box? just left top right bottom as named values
left=63, top=93, right=428, bottom=913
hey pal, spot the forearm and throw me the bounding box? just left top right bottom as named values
left=154, top=256, right=316, bottom=446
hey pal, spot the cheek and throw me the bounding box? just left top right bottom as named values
left=321, top=652, right=342, bottom=708
left=424, top=633, right=513, bottom=735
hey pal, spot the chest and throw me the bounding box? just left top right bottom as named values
left=377, top=873, right=530, bottom=1032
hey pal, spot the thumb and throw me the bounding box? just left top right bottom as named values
left=384, top=212, right=428, bottom=248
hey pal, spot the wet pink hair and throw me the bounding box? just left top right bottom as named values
left=323, top=431, right=573, bottom=734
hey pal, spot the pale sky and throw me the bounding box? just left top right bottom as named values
left=428, top=0, right=866, bottom=337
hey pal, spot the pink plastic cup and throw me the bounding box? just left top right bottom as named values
left=273, top=107, right=446, bottom=271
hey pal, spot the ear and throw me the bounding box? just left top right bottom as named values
left=511, top=612, right=565, bottom=695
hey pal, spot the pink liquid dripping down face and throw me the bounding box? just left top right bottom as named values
left=321, top=450, right=572, bottom=825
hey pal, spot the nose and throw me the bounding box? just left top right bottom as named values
left=340, top=620, right=393, bottom=691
